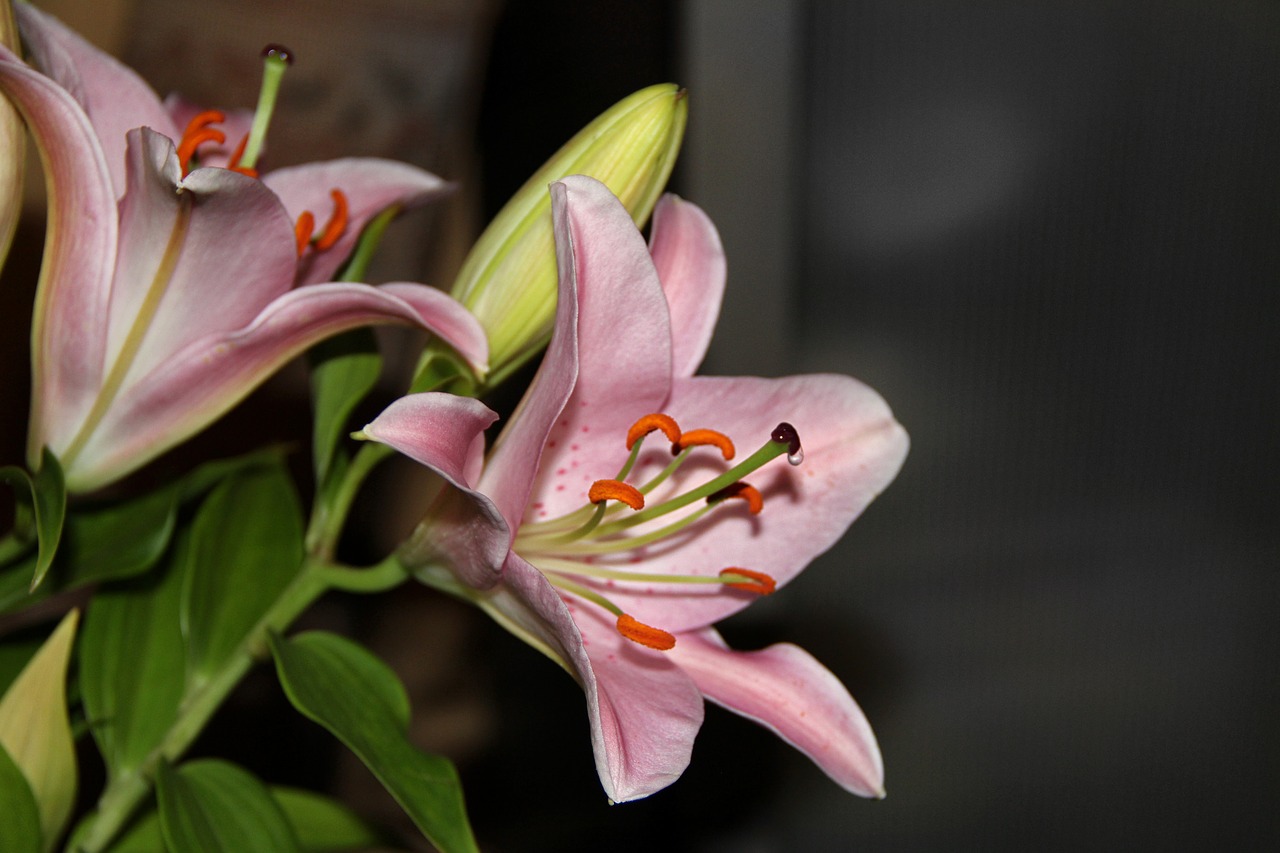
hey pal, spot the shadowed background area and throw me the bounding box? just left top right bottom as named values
left=2, top=0, right=1276, bottom=850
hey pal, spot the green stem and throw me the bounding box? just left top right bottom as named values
left=305, top=440, right=393, bottom=560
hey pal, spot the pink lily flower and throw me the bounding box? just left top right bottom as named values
left=363, top=176, right=908, bottom=802
left=0, top=6, right=486, bottom=491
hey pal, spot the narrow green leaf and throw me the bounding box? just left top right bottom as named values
left=97, top=786, right=380, bottom=853
left=57, top=486, right=177, bottom=587
left=176, top=446, right=289, bottom=504
left=0, top=633, right=42, bottom=696
left=0, top=486, right=174, bottom=617
left=0, top=610, right=78, bottom=850
left=182, top=463, right=304, bottom=681
left=156, top=760, right=300, bottom=853
left=271, top=787, right=383, bottom=852
left=310, top=329, right=382, bottom=485
left=269, top=631, right=478, bottom=853
left=0, top=742, right=41, bottom=853
left=0, top=449, right=66, bottom=592
left=0, top=554, right=39, bottom=614
left=80, top=535, right=188, bottom=777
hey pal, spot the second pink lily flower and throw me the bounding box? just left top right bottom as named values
left=364, top=176, right=908, bottom=802
left=0, top=6, right=486, bottom=491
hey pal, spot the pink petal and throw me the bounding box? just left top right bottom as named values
left=473, top=180, right=583, bottom=530
left=0, top=47, right=117, bottom=461
left=501, top=555, right=705, bottom=803
left=648, top=194, right=726, bottom=378
left=520, top=176, right=675, bottom=522
left=669, top=628, right=885, bottom=797
left=110, top=129, right=297, bottom=385
left=362, top=394, right=509, bottom=591
left=262, top=158, right=453, bottom=286
left=575, top=373, right=909, bottom=633
left=64, top=283, right=479, bottom=491
left=360, top=394, right=497, bottom=490
left=378, top=283, right=488, bottom=375
left=17, top=4, right=177, bottom=197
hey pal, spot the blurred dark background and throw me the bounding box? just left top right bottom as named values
left=3, top=0, right=1278, bottom=850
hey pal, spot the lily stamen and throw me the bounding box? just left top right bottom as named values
left=627, top=413, right=681, bottom=449
left=718, top=568, right=777, bottom=595
left=176, top=109, right=226, bottom=174
left=541, top=573, right=678, bottom=650
left=314, top=189, right=349, bottom=251
left=588, top=479, right=644, bottom=510
left=675, top=428, right=734, bottom=460
left=536, top=557, right=774, bottom=594
left=592, top=423, right=799, bottom=537
left=293, top=211, right=315, bottom=256
left=707, top=481, right=763, bottom=515
left=616, top=614, right=676, bottom=651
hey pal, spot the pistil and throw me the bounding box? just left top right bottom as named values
left=238, top=44, right=292, bottom=171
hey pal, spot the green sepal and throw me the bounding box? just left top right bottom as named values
left=156, top=760, right=300, bottom=853
left=269, top=631, right=478, bottom=853
left=0, top=448, right=66, bottom=592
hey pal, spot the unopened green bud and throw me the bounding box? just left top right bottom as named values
left=0, top=0, right=23, bottom=270
left=453, top=83, right=687, bottom=385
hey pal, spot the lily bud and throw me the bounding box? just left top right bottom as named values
left=0, top=0, right=22, bottom=268
left=452, top=83, right=687, bottom=384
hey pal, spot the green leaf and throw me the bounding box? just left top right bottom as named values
left=271, top=787, right=383, bottom=852
left=182, top=462, right=304, bottom=681
left=0, top=743, right=41, bottom=853
left=0, top=484, right=174, bottom=616
left=156, top=760, right=300, bottom=853
left=0, top=449, right=66, bottom=592
left=98, top=787, right=380, bottom=853
left=0, top=610, right=79, bottom=850
left=0, top=634, right=42, bottom=696
left=80, top=536, right=188, bottom=777
left=176, top=446, right=289, bottom=504
left=55, top=486, right=177, bottom=587
left=1, top=449, right=285, bottom=617
left=269, top=631, right=477, bottom=853
left=310, top=329, right=382, bottom=485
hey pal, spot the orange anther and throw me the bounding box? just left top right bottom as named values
left=176, top=128, right=226, bottom=174
left=588, top=479, right=644, bottom=510
left=176, top=110, right=227, bottom=174
left=294, top=211, right=315, bottom=256
left=710, top=482, right=763, bottom=515
left=719, top=568, right=776, bottom=595
left=626, top=413, right=681, bottom=449
left=675, top=428, right=735, bottom=460
left=313, top=189, right=349, bottom=251
left=616, top=614, right=676, bottom=650
left=181, top=109, right=226, bottom=140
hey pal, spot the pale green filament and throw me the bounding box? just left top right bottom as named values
left=537, top=558, right=748, bottom=588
